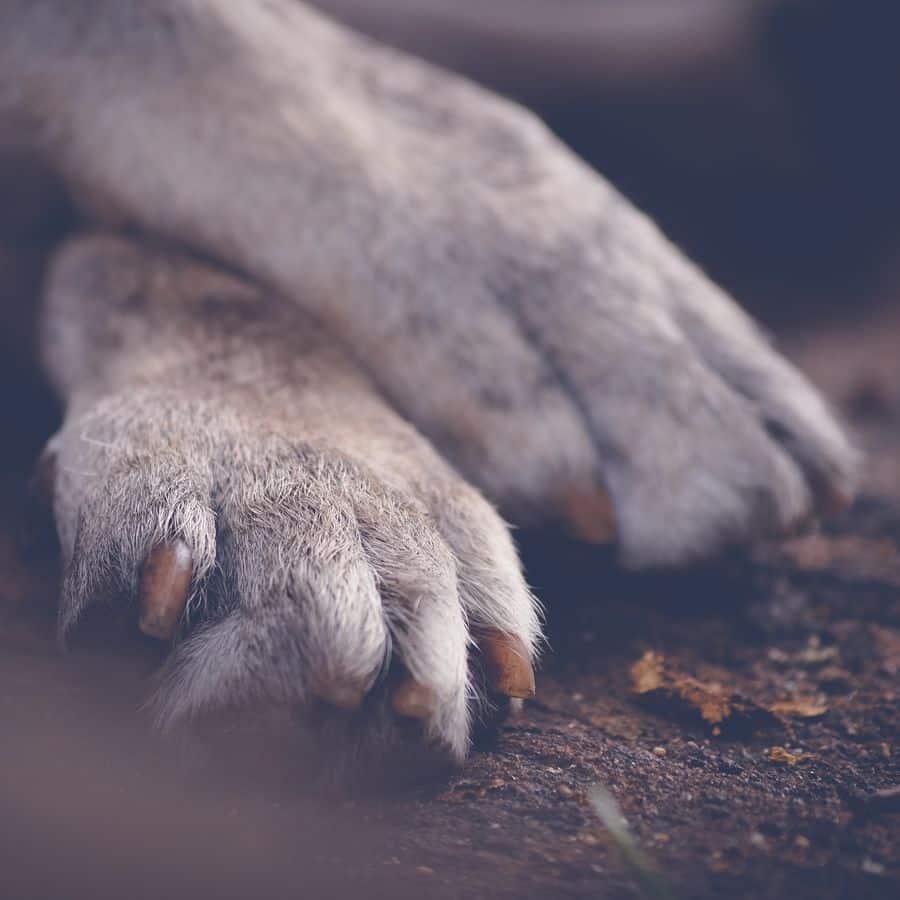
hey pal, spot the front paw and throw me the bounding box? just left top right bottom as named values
left=47, top=397, right=537, bottom=784
left=41, top=237, right=541, bottom=785
left=315, top=82, right=860, bottom=566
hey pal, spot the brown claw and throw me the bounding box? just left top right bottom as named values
left=819, top=483, right=854, bottom=520
left=138, top=541, right=193, bottom=640
left=392, top=678, right=439, bottom=720
left=312, top=679, right=368, bottom=713
left=561, top=482, right=617, bottom=545
left=476, top=629, right=536, bottom=699
left=788, top=483, right=854, bottom=538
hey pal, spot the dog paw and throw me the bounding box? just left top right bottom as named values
left=311, top=14, right=861, bottom=564
left=44, top=0, right=857, bottom=565
left=39, top=236, right=541, bottom=782
left=330, top=42, right=861, bottom=564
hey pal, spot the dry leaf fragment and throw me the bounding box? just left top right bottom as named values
left=630, top=651, right=777, bottom=734
left=631, top=650, right=664, bottom=693
left=770, top=698, right=828, bottom=719
left=767, top=746, right=801, bottom=766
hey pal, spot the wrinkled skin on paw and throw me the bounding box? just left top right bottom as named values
left=40, top=237, right=541, bottom=782
left=7, top=0, right=856, bottom=567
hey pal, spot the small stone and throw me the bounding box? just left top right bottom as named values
left=558, top=784, right=575, bottom=799
left=797, top=636, right=838, bottom=666
left=861, top=858, right=885, bottom=876
left=750, top=832, right=768, bottom=850
left=652, top=746, right=667, bottom=757
left=794, top=835, right=811, bottom=850
left=416, top=866, right=435, bottom=876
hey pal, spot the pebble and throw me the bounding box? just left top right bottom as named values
left=652, top=746, right=667, bottom=757
left=850, top=784, right=900, bottom=815
left=861, top=858, right=885, bottom=876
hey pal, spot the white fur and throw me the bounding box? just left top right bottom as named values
left=42, top=236, right=540, bottom=768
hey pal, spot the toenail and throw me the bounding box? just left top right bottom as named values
left=476, top=629, right=536, bottom=699
left=560, top=483, right=617, bottom=544
left=392, top=678, right=439, bottom=720
left=820, top=483, right=853, bottom=519
left=138, top=540, right=193, bottom=640
left=312, top=679, right=368, bottom=712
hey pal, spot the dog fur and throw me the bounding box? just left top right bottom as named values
left=0, top=0, right=856, bottom=775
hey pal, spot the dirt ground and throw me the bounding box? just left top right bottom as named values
left=0, top=293, right=897, bottom=900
